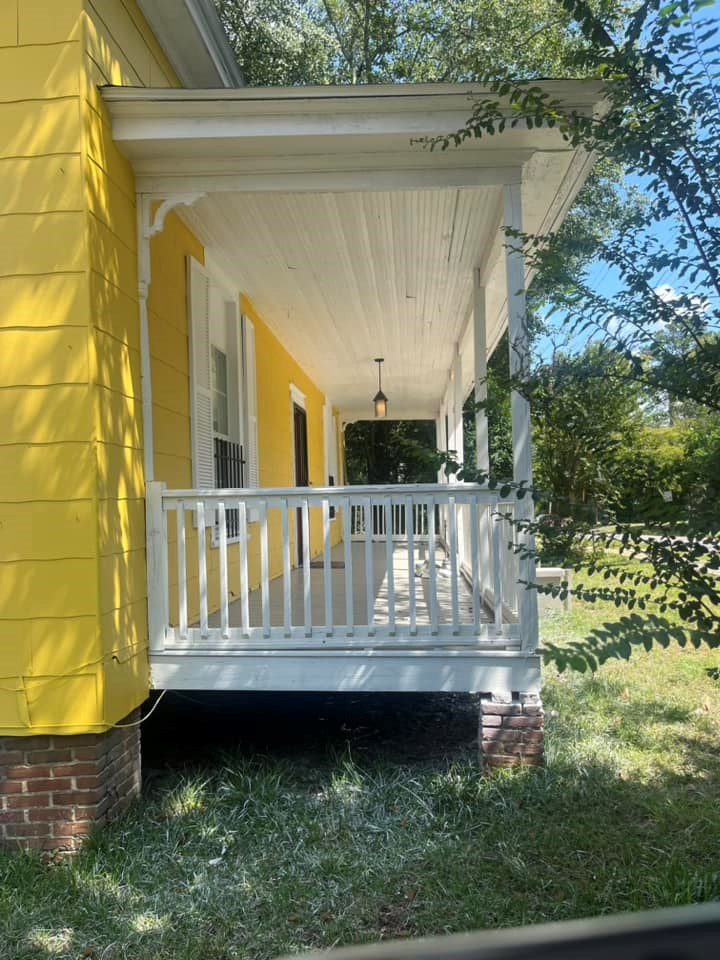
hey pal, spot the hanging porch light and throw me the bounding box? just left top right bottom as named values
left=373, top=357, right=388, bottom=418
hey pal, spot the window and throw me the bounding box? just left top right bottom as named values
left=187, top=256, right=259, bottom=536
left=212, top=347, right=229, bottom=437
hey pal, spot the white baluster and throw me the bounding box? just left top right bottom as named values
left=343, top=496, right=354, bottom=636
left=260, top=500, right=270, bottom=638
left=197, top=500, right=208, bottom=638
left=448, top=495, right=460, bottom=634
left=384, top=496, right=395, bottom=635
left=406, top=494, right=417, bottom=636
left=302, top=498, right=311, bottom=636
left=364, top=496, right=374, bottom=633
left=492, top=511, right=504, bottom=632
left=323, top=497, right=333, bottom=636
left=470, top=498, right=481, bottom=633
left=218, top=501, right=229, bottom=639
left=282, top=499, right=291, bottom=636
left=428, top=496, right=438, bottom=635
left=176, top=501, right=187, bottom=641
left=238, top=499, right=250, bottom=638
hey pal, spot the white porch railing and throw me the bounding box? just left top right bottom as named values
left=146, top=482, right=535, bottom=655
left=350, top=500, right=431, bottom=541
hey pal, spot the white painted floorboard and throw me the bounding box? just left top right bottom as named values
left=204, top=541, right=495, bottom=631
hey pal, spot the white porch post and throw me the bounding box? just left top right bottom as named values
left=452, top=343, right=464, bottom=472
left=473, top=272, right=493, bottom=605
left=435, top=411, right=445, bottom=483
left=504, top=181, right=538, bottom=652
left=451, top=343, right=465, bottom=559
left=473, top=270, right=489, bottom=478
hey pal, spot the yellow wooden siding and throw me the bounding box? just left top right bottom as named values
left=0, top=100, right=82, bottom=159
left=76, top=0, right=180, bottom=735
left=1, top=444, right=97, bottom=502
left=0, top=274, right=90, bottom=330
left=0, top=155, right=84, bottom=217
left=0, top=501, right=96, bottom=561
left=0, top=0, right=177, bottom=735
left=19, top=0, right=81, bottom=44
left=148, top=228, right=340, bottom=628
left=0, top=0, right=343, bottom=735
left=0, top=3, right=17, bottom=46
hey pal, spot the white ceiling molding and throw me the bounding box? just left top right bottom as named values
left=137, top=0, right=243, bottom=88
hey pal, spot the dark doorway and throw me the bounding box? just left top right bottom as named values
left=293, top=402, right=309, bottom=565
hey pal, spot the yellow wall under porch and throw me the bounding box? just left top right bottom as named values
left=149, top=215, right=342, bottom=631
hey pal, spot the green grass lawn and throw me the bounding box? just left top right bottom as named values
left=1, top=569, right=719, bottom=960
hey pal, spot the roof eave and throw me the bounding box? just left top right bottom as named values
left=136, top=0, right=243, bottom=89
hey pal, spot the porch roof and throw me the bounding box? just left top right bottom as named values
left=104, top=82, right=602, bottom=420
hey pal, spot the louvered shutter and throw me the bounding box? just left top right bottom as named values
left=187, top=256, right=214, bottom=490
left=243, top=314, right=259, bottom=488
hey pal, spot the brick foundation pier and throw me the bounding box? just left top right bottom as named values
left=479, top=693, right=544, bottom=769
left=0, top=710, right=141, bottom=853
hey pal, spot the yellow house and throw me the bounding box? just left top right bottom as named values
left=0, top=0, right=601, bottom=851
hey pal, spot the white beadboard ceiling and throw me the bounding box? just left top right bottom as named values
left=185, top=186, right=501, bottom=420
left=104, top=82, right=603, bottom=419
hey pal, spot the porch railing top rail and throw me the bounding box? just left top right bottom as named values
left=161, top=482, right=504, bottom=502
left=146, top=480, right=537, bottom=660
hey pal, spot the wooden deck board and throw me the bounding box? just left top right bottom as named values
left=206, top=541, right=494, bottom=632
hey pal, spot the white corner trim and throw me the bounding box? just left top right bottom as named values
left=290, top=383, right=306, bottom=409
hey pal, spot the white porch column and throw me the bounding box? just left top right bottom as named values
left=452, top=343, right=464, bottom=473
left=451, top=343, right=465, bottom=559
left=473, top=270, right=490, bottom=478
left=473, top=272, right=492, bottom=604
left=504, top=181, right=538, bottom=652
left=435, top=411, right=445, bottom=483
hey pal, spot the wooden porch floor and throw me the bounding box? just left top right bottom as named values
left=206, top=541, right=497, bottom=632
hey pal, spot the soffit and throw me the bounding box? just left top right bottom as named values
left=105, top=82, right=601, bottom=418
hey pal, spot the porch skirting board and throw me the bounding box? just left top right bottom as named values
left=479, top=692, right=544, bottom=769
left=149, top=650, right=541, bottom=695
left=0, top=710, right=141, bottom=854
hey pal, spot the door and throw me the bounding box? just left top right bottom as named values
left=293, top=402, right=309, bottom=565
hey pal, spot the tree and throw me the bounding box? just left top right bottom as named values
left=344, top=420, right=438, bottom=484
left=463, top=333, right=514, bottom=480
left=530, top=345, right=645, bottom=521
left=214, top=0, right=335, bottom=85
left=440, top=0, right=720, bottom=668
left=215, top=0, right=630, bottom=86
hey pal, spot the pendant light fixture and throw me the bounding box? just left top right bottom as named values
left=373, top=357, right=388, bottom=418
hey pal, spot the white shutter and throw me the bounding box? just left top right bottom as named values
left=187, top=256, right=214, bottom=489
left=243, top=314, right=259, bottom=488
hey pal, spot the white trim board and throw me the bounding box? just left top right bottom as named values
left=290, top=383, right=307, bottom=409
left=150, top=650, right=542, bottom=694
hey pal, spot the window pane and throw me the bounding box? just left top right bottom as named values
left=212, top=347, right=229, bottom=435
left=213, top=346, right=228, bottom=394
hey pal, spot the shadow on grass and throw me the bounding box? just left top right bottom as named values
left=140, top=690, right=484, bottom=774
left=3, top=688, right=720, bottom=960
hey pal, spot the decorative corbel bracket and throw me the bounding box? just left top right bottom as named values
left=137, top=192, right=207, bottom=291
left=143, top=192, right=207, bottom=240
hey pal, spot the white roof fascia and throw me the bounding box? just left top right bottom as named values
left=103, top=79, right=603, bottom=104
left=136, top=0, right=243, bottom=88
left=102, top=81, right=604, bottom=195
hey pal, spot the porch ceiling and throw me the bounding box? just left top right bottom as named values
left=104, top=82, right=603, bottom=419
